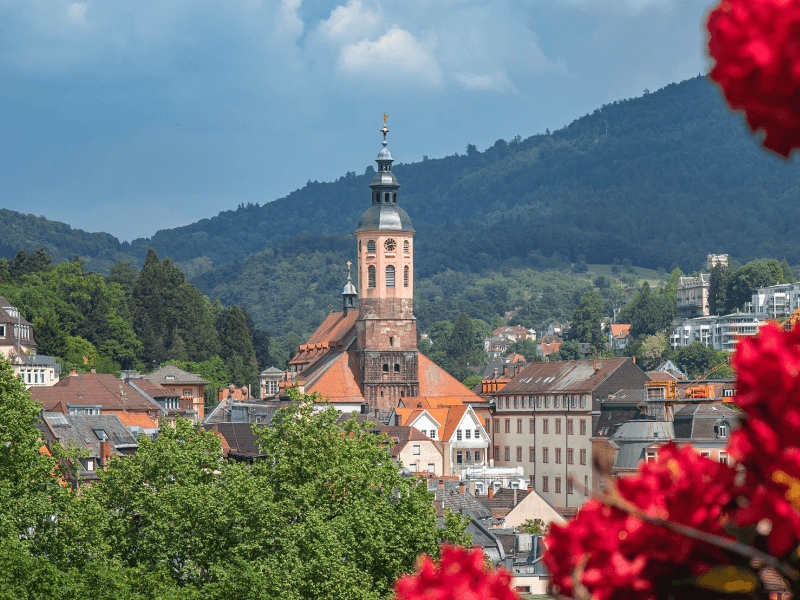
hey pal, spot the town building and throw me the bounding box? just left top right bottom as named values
left=0, top=297, right=61, bottom=386
left=676, top=274, right=710, bottom=318
left=745, top=282, right=800, bottom=319
left=488, top=358, right=648, bottom=509
left=139, top=365, right=210, bottom=423
left=537, top=336, right=562, bottom=358
left=670, top=313, right=767, bottom=352
left=278, top=121, right=485, bottom=416
left=607, top=324, right=632, bottom=353
left=201, top=422, right=267, bottom=463
left=492, top=325, right=535, bottom=342
left=382, top=425, right=444, bottom=475
left=487, top=337, right=514, bottom=358
left=707, top=253, right=729, bottom=270
left=259, top=366, right=282, bottom=398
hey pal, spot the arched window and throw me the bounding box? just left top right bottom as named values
left=386, top=265, right=395, bottom=287
left=359, top=240, right=362, bottom=252
left=394, top=363, right=400, bottom=372
left=393, top=192, right=397, bottom=202
left=403, top=240, right=409, bottom=253
left=383, top=364, right=389, bottom=372
left=375, top=193, right=381, bottom=203
left=368, top=266, right=376, bottom=288
left=367, top=240, right=376, bottom=252
left=403, top=265, right=409, bottom=287
left=384, top=192, right=390, bottom=203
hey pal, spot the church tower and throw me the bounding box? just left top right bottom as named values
left=355, top=117, right=418, bottom=411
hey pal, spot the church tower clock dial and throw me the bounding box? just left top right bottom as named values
left=354, top=116, right=419, bottom=411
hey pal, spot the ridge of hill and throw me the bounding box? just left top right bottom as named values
left=4, top=75, right=800, bottom=278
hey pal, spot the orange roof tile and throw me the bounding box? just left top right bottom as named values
left=105, top=411, right=158, bottom=429
left=307, top=310, right=358, bottom=346
left=441, top=405, right=470, bottom=441
left=610, top=324, right=631, bottom=338
left=403, top=396, right=467, bottom=410
left=308, top=351, right=364, bottom=403
left=417, top=354, right=482, bottom=401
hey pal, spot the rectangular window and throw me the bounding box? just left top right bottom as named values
left=529, top=447, right=535, bottom=462
left=555, top=448, right=562, bottom=464
left=183, top=389, right=192, bottom=397
left=428, top=463, right=435, bottom=472
left=580, top=449, right=587, bottom=465
left=646, top=450, right=658, bottom=462
left=580, top=396, right=586, bottom=408
left=430, top=429, right=436, bottom=439
left=504, top=419, right=510, bottom=433
left=516, top=419, right=522, bottom=434
left=485, top=419, right=490, bottom=432
left=413, top=445, right=420, bottom=455
left=555, top=477, right=562, bottom=494
left=567, top=419, right=574, bottom=435
left=567, top=479, right=574, bottom=494
left=465, top=429, right=471, bottom=439
left=456, top=452, right=463, bottom=464
left=719, top=452, right=729, bottom=465
left=542, top=448, right=549, bottom=463
left=513, top=396, right=519, bottom=408
left=580, top=419, right=587, bottom=435
left=0, top=325, right=4, bottom=337
left=567, top=448, right=574, bottom=464
left=529, top=418, right=535, bottom=434
left=505, top=397, right=510, bottom=409
left=542, top=476, right=549, bottom=492
left=543, top=419, right=549, bottom=434
left=516, top=446, right=522, bottom=461
left=86, top=459, right=94, bottom=471
left=386, top=266, right=395, bottom=287
left=585, top=475, right=589, bottom=496
left=545, top=396, right=550, bottom=408
left=368, top=266, right=376, bottom=288
left=700, top=450, right=711, bottom=458
left=474, top=429, right=480, bottom=439
left=554, top=395, right=560, bottom=408
left=494, top=446, right=500, bottom=461
left=456, top=430, right=462, bottom=441
left=536, top=396, right=542, bottom=408
left=504, top=447, right=510, bottom=461
left=494, top=419, right=500, bottom=433
left=555, top=419, right=562, bottom=435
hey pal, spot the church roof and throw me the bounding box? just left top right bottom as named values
left=307, top=351, right=364, bottom=403
left=417, top=354, right=482, bottom=400
left=355, top=204, right=415, bottom=233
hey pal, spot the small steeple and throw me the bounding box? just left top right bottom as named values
left=342, top=260, right=357, bottom=316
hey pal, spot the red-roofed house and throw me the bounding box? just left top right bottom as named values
left=608, top=324, right=632, bottom=352
left=278, top=130, right=483, bottom=419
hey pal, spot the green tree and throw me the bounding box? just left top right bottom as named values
left=505, top=338, right=539, bottom=362
left=462, top=375, right=482, bottom=389
left=571, top=291, right=605, bottom=349
left=709, top=263, right=730, bottom=315
left=637, top=332, right=668, bottom=371
left=448, top=313, right=476, bottom=363
left=554, top=339, right=581, bottom=361
left=31, top=310, right=67, bottom=358
left=672, top=342, right=730, bottom=379
left=517, top=518, right=547, bottom=535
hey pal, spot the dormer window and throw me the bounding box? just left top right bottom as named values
left=166, top=375, right=175, bottom=380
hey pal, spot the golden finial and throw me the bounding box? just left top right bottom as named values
left=346, top=260, right=352, bottom=278
left=383, top=113, right=388, bottom=126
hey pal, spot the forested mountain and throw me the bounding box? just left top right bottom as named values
left=4, top=75, right=800, bottom=280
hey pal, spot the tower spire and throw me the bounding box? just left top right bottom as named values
left=382, top=113, right=388, bottom=146
left=342, top=260, right=357, bottom=317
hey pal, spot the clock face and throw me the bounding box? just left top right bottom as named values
left=384, top=238, right=396, bottom=251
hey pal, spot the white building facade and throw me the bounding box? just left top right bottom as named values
left=745, top=283, right=800, bottom=319
left=670, top=313, right=768, bottom=352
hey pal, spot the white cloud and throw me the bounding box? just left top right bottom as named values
left=338, top=26, right=442, bottom=87
left=276, top=0, right=304, bottom=40
left=66, top=2, right=88, bottom=25
left=318, top=0, right=382, bottom=44
left=454, top=71, right=515, bottom=93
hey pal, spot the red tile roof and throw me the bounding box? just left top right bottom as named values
left=610, top=324, right=631, bottom=338
left=30, top=373, right=163, bottom=414
left=381, top=426, right=442, bottom=458
left=131, top=379, right=176, bottom=398
left=418, top=354, right=482, bottom=401
left=499, top=358, right=630, bottom=395
left=309, top=351, right=364, bottom=403
left=106, top=411, right=158, bottom=429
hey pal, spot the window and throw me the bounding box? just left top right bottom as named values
left=385, top=192, right=390, bottom=203
left=93, top=429, right=108, bottom=441
left=718, top=423, right=727, bottom=438
left=456, top=429, right=462, bottom=441
left=412, top=445, right=420, bottom=455
left=516, top=447, right=522, bottom=461
left=567, top=479, right=574, bottom=494
left=585, top=475, right=589, bottom=496
left=580, top=396, right=586, bottom=408
left=404, top=266, right=409, bottom=287
left=543, top=419, right=549, bottom=434
left=394, top=363, right=400, bottom=372
left=183, top=389, right=192, bottom=397
left=505, top=397, right=510, bottom=408
left=367, top=240, right=376, bottom=252
left=542, top=448, right=549, bottom=463
left=428, top=463, right=435, bottom=472
left=383, top=364, right=389, bottom=372
left=474, top=429, right=480, bottom=439
left=474, top=450, right=481, bottom=462
left=545, top=396, right=550, bottom=408
left=504, top=447, right=510, bottom=461
left=529, top=447, right=535, bottom=461
left=513, top=396, right=518, bottom=408
left=368, top=265, right=376, bottom=287
left=465, top=429, right=471, bottom=439
left=555, top=419, right=562, bottom=435
left=645, top=450, right=658, bottom=462
left=554, top=395, right=560, bottom=408
left=494, top=419, right=499, bottom=433
left=504, top=419, right=510, bottom=433
left=494, top=446, right=500, bottom=461
left=567, top=448, right=574, bottom=464
left=0, top=325, right=4, bottom=337
left=485, top=419, right=490, bottom=432
left=555, top=477, right=562, bottom=494
left=404, top=240, right=409, bottom=253
left=386, top=265, right=395, bottom=287
left=567, top=419, right=574, bottom=435
left=555, top=448, right=562, bottom=464
left=529, top=418, right=535, bottom=434
left=571, top=395, right=577, bottom=408
left=456, top=452, right=463, bottom=464
left=517, top=419, right=522, bottom=434
left=719, top=452, right=729, bottom=465
left=542, top=476, right=549, bottom=492
left=700, top=450, right=710, bottom=458
left=580, top=419, right=587, bottom=435
left=723, top=388, right=735, bottom=397
left=580, top=449, right=587, bottom=465
left=536, top=396, right=542, bottom=408
left=430, top=429, right=436, bottom=439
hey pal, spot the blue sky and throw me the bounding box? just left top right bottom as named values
left=0, top=0, right=715, bottom=241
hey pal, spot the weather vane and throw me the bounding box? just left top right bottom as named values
left=381, top=113, right=389, bottom=144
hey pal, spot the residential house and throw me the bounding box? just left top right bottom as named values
left=544, top=323, right=570, bottom=339
left=676, top=274, right=711, bottom=318
left=201, top=422, right=267, bottom=463
left=707, top=254, right=729, bottom=270
left=537, top=336, right=562, bottom=358
left=394, top=403, right=490, bottom=476
left=259, top=366, right=283, bottom=398
left=140, top=365, right=210, bottom=423
left=607, top=324, right=632, bottom=353
left=487, top=337, right=514, bottom=358
left=38, top=412, right=139, bottom=487
left=476, top=486, right=567, bottom=529
left=382, top=425, right=443, bottom=474
left=0, top=297, right=61, bottom=386
left=492, top=325, right=535, bottom=342
left=30, top=369, right=166, bottom=426
left=489, top=358, right=648, bottom=509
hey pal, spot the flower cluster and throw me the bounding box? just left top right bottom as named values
left=707, top=0, right=800, bottom=156
left=730, top=322, right=800, bottom=556
left=394, top=545, right=518, bottom=600
left=544, top=444, right=737, bottom=600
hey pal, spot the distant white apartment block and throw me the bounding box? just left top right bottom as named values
left=745, top=283, right=800, bottom=319
left=670, top=313, right=767, bottom=352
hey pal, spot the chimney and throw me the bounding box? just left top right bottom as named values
left=488, top=486, right=494, bottom=499
left=513, top=487, right=518, bottom=508
left=593, top=357, right=597, bottom=371
left=458, top=482, right=465, bottom=494
left=99, top=440, right=111, bottom=469
left=90, top=366, right=96, bottom=374
left=69, top=369, right=78, bottom=377
left=438, top=480, right=445, bottom=490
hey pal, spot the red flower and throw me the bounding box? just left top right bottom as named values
left=394, top=545, right=518, bottom=600
left=707, top=0, right=800, bottom=156
left=544, top=444, right=737, bottom=600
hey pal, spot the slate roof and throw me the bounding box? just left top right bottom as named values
left=130, top=379, right=177, bottom=399
left=42, top=412, right=139, bottom=456
left=432, top=481, right=496, bottom=525
left=612, top=420, right=674, bottom=441
left=500, top=358, right=631, bottom=395
left=141, top=365, right=210, bottom=386
left=476, top=488, right=532, bottom=519
left=606, top=389, right=645, bottom=404
left=672, top=404, right=742, bottom=439
left=593, top=406, right=642, bottom=438
left=0, top=297, right=33, bottom=327
left=30, top=373, right=165, bottom=415
left=201, top=422, right=265, bottom=458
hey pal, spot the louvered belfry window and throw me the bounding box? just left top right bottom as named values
left=386, top=265, right=395, bottom=287
left=368, top=266, right=376, bottom=288
left=403, top=265, right=409, bottom=287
